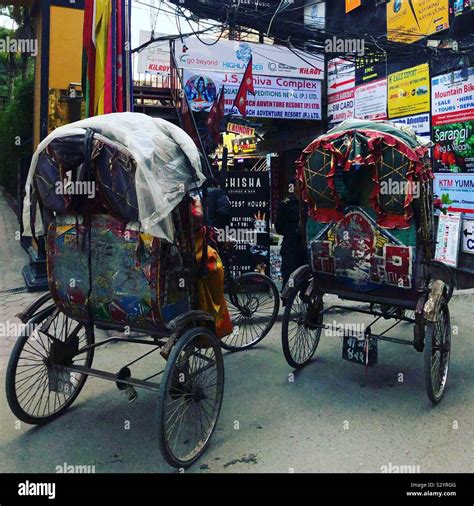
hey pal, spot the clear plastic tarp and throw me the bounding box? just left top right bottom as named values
left=22, top=112, right=206, bottom=242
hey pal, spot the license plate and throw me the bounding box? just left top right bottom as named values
left=342, top=334, right=377, bottom=366
left=48, top=367, right=75, bottom=394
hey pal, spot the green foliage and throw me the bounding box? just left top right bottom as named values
left=0, top=74, right=34, bottom=195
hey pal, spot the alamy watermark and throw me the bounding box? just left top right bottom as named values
left=55, top=462, right=96, bottom=473
left=0, top=36, right=38, bottom=57
left=381, top=462, right=421, bottom=473
left=216, top=225, right=258, bottom=245
left=55, top=172, right=96, bottom=200
left=324, top=320, right=366, bottom=338
left=380, top=179, right=421, bottom=199
left=325, top=36, right=365, bottom=57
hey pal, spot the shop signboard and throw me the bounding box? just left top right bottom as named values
left=434, top=212, right=462, bottom=267
left=183, top=69, right=322, bottom=120
left=327, top=58, right=355, bottom=125
left=461, top=218, right=474, bottom=254
left=454, top=0, right=473, bottom=15
left=388, top=64, right=430, bottom=119
left=232, top=137, right=258, bottom=155
left=355, top=52, right=386, bottom=85
left=354, top=78, right=387, bottom=121
left=391, top=113, right=430, bottom=138
left=346, top=0, right=362, bottom=13
left=176, top=35, right=325, bottom=80
left=431, top=68, right=474, bottom=173
left=431, top=68, right=474, bottom=126
left=387, top=0, right=449, bottom=43
left=224, top=171, right=271, bottom=277
left=136, top=30, right=170, bottom=75
left=304, top=0, right=325, bottom=29
left=227, top=122, right=255, bottom=137
left=433, top=173, right=474, bottom=215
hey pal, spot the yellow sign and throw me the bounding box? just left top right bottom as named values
left=232, top=137, right=257, bottom=155
left=387, top=0, right=449, bottom=43
left=345, top=0, right=361, bottom=13
left=388, top=64, right=430, bottom=118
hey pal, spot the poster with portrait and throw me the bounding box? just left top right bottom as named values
left=184, top=74, right=218, bottom=112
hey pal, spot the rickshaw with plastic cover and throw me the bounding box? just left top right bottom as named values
left=5, top=113, right=231, bottom=467
left=280, top=120, right=455, bottom=404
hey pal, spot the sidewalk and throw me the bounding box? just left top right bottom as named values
left=0, top=192, right=44, bottom=371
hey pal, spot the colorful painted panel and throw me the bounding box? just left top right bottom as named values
left=309, top=209, right=415, bottom=291
left=47, top=215, right=191, bottom=332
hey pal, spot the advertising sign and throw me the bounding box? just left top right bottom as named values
left=434, top=174, right=474, bottom=214
left=434, top=212, right=462, bottom=267
left=224, top=172, right=271, bottom=277
left=431, top=68, right=474, bottom=126
left=328, top=58, right=356, bottom=125
left=227, top=122, right=255, bottom=137
left=391, top=113, right=430, bottom=138
left=328, top=89, right=355, bottom=125
left=328, top=58, right=356, bottom=95
left=354, top=79, right=387, bottom=121
left=183, top=69, right=322, bottom=119
left=355, top=52, right=386, bottom=85
left=461, top=218, right=474, bottom=254
left=431, top=68, right=474, bottom=173
left=232, top=137, right=258, bottom=155
left=346, top=0, right=362, bottom=13
left=304, top=0, right=325, bottom=29
left=432, top=122, right=474, bottom=173
left=387, top=0, right=449, bottom=43
left=136, top=30, right=170, bottom=75
left=388, top=64, right=430, bottom=118
left=454, top=0, right=473, bottom=15
left=176, top=35, right=325, bottom=80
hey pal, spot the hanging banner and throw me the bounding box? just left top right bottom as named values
left=224, top=171, right=271, bottom=277
left=387, top=0, right=449, bottom=43
left=431, top=68, right=474, bottom=126
left=391, top=113, right=431, bottom=138
left=434, top=212, right=462, bottom=267
left=388, top=64, right=430, bottom=119
left=136, top=30, right=170, bottom=75
left=354, top=79, right=387, bottom=121
left=434, top=174, right=474, bottom=214
left=327, top=58, right=356, bottom=125
left=183, top=70, right=322, bottom=120
left=176, top=35, right=325, bottom=80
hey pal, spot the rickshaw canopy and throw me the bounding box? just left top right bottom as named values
left=297, top=119, right=434, bottom=229
left=23, top=112, right=206, bottom=242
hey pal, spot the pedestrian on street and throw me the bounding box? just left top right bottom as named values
left=275, top=177, right=308, bottom=289
left=205, top=177, right=232, bottom=229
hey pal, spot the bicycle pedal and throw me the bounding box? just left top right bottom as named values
left=122, top=385, right=138, bottom=403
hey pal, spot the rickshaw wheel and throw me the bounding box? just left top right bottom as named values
left=157, top=326, right=224, bottom=468
left=221, top=272, right=280, bottom=351
left=5, top=305, right=94, bottom=425
left=423, top=298, right=451, bottom=404
left=282, top=276, right=323, bottom=369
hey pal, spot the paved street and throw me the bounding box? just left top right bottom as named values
left=0, top=195, right=473, bottom=474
